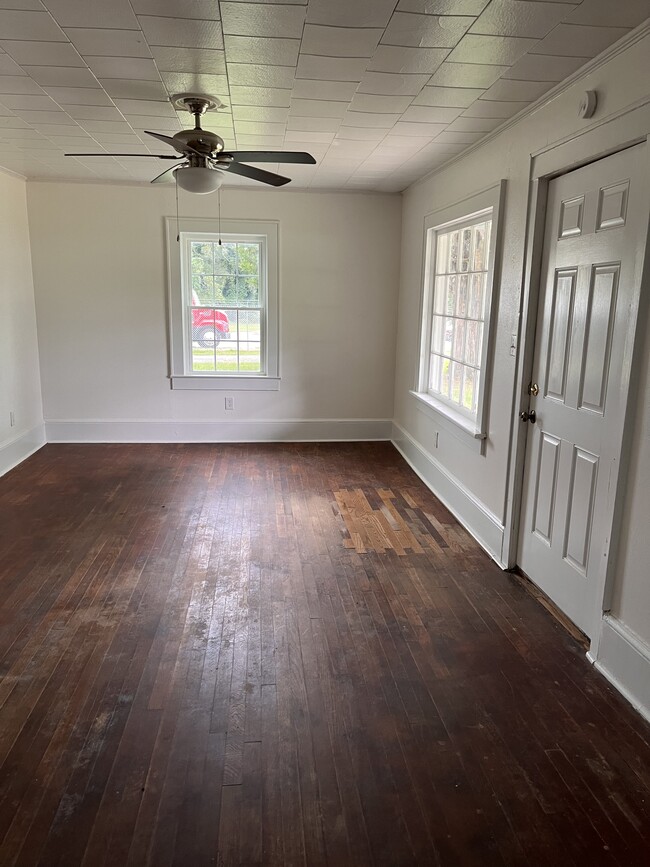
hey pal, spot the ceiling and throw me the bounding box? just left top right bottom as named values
left=0, top=0, right=647, bottom=193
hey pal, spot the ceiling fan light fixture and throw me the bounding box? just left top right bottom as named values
left=174, top=165, right=224, bottom=194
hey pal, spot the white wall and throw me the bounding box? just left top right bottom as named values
left=392, top=27, right=650, bottom=712
left=27, top=184, right=401, bottom=442
left=0, top=170, right=44, bottom=476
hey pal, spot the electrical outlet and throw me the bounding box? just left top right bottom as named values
left=9, top=411, right=15, bottom=427
left=225, top=397, right=234, bottom=411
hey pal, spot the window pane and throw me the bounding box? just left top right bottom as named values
left=236, top=276, right=259, bottom=306
left=214, top=243, right=237, bottom=275
left=431, top=315, right=444, bottom=353
left=465, top=321, right=482, bottom=366
left=452, top=319, right=466, bottom=361
left=441, top=357, right=451, bottom=397
left=457, top=274, right=468, bottom=317
left=473, top=222, right=488, bottom=271
left=428, top=354, right=441, bottom=392
left=448, top=230, right=459, bottom=273
left=191, top=241, right=213, bottom=276
left=463, top=367, right=477, bottom=413
left=468, top=272, right=485, bottom=320
left=435, top=232, right=448, bottom=275
left=451, top=361, right=463, bottom=405
left=446, top=275, right=457, bottom=316
left=192, top=273, right=214, bottom=304
left=460, top=227, right=472, bottom=272
left=433, top=276, right=446, bottom=314
left=443, top=318, right=453, bottom=356
left=237, top=242, right=260, bottom=275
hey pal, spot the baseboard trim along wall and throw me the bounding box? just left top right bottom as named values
left=45, top=418, right=393, bottom=443
left=0, top=423, right=46, bottom=477
left=391, top=421, right=505, bottom=565
left=589, top=615, right=650, bottom=724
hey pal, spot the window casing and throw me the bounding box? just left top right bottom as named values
left=166, top=217, right=279, bottom=390
left=414, top=183, right=504, bottom=441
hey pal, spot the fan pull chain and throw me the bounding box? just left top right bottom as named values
left=218, top=186, right=222, bottom=246
left=175, top=175, right=180, bottom=242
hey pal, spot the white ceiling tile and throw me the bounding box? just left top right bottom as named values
left=343, top=111, right=401, bottom=128
left=357, top=71, right=430, bottom=96
left=368, top=46, right=449, bottom=74
left=290, top=99, right=349, bottom=119
left=530, top=24, right=629, bottom=57
left=0, top=75, right=44, bottom=94
left=0, top=53, right=25, bottom=75
left=502, top=52, right=587, bottom=81
left=0, top=0, right=44, bottom=8
left=100, top=79, right=169, bottom=100
left=463, top=98, right=528, bottom=117
left=383, top=12, right=474, bottom=48
left=91, top=133, right=146, bottom=142
left=291, top=79, right=358, bottom=101
left=400, top=104, right=465, bottom=122
left=224, top=35, right=300, bottom=66
left=151, top=46, right=226, bottom=73
left=481, top=77, right=552, bottom=100
left=159, top=72, right=227, bottom=97
left=0, top=40, right=85, bottom=66
left=446, top=33, right=537, bottom=64
left=433, top=129, right=484, bottom=142
left=301, top=24, right=383, bottom=58
left=284, top=129, right=335, bottom=143
left=13, top=110, right=73, bottom=123
left=127, top=115, right=181, bottom=129
left=469, top=0, right=572, bottom=39
left=0, top=116, right=31, bottom=127
left=349, top=93, right=413, bottom=113
left=307, top=0, right=397, bottom=28
left=65, top=29, right=152, bottom=58
left=114, top=98, right=175, bottom=116
left=44, top=87, right=114, bottom=105
left=64, top=105, right=124, bottom=120
left=413, top=85, right=484, bottom=106
left=0, top=127, right=47, bottom=139
left=227, top=63, right=295, bottom=88
left=221, top=3, right=305, bottom=38
left=86, top=57, right=160, bottom=80
left=131, top=0, right=222, bottom=19
left=76, top=119, right=133, bottom=132
left=24, top=66, right=99, bottom=87
left=33, top=125, right=87, bottom=135
left=287, top=116, right=342, bottom=132
left=392, top=120, right=447, bottom=136
left=232, top=105, right=289, bottom=123
left=44, top=0, right=140, bottom=29
left=138, top=17, right=223, bottom=49
left=336, top=127, right=387, bottom=141
left=428, top=61, right=508, bottom=87
left=566, top=0, right=650, bottom=28
left=445, top=114, right=502, bottom=132
left=233, top=134, right=285, bottom=146
left=0, top=92, right=58, bottom=110
left=0, top=11, right=66, bottom=41
left=397, top=1, right=491, bottom=13
left=229, top=86, right=291, bottom=107
left=233, top=120, right=286, bottom=136
left=296, top=55, right=368, bottom=82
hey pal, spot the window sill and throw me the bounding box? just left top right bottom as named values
left=410, top=390, right=486, bottom=451
left=171, top=375, right=281, bottom=391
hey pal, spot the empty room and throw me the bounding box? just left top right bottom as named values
left=1, top=0, right=650, bottom=864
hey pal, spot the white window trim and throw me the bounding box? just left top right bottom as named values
left=165, top=216, right=280, bottom=391
left=413, top=181, right=505, bottom=445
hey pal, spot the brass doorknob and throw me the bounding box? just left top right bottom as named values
left=520, top=410, right=536, bottom=423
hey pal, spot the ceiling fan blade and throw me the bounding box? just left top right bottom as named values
left=224, top=151, right=316, bottom=165
left=144, top=130, right=206, bottom=159
left=151, top=164, right=186, bottom=184
left=65, top=152, right=181, bottom=159
left=224, top=161, right=290, bottom=186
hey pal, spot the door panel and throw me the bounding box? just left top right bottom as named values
left=518, top=144, right=647, bottom=637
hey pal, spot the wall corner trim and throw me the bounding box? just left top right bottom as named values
left=591, top=614, right=650, bottom=724
left=391, top=421, right=505, bottom=565
left=44, top=418, right=393, bottom=444
left=0, top=423, right=46, bottom=477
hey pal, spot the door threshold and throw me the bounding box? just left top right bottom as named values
left=510, top=567, right=590, bottom=651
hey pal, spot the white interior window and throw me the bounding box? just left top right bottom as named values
left=414, top=182, right=504, bottom=441
left=166, top=217, right=279, bottom=391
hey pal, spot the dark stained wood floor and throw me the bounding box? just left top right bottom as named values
left=1, top=443, right=649, bottom=867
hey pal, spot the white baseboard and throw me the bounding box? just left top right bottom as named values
left=590, top=615, right=650, bottom=724
left=391, top=421, right=505, bottom=565
left=45, top=418, right=393, bottom=443
left=0, top=423, right=46, bottom=477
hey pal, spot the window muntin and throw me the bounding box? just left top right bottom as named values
left=182, top=234, right=267, bottom=376
left=427, top=214, right=492, bottom=418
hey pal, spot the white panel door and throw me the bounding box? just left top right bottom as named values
left=518, top=144, right=648, bottom=638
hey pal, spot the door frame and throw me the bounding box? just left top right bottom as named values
left=502, top=103, right=650, bottom=648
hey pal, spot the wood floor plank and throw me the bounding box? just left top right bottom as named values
left=0, top=442, right=649, bottom=866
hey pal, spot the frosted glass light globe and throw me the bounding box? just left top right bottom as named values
left=174, top=166, right=224, bottom=194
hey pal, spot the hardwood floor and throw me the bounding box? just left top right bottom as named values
left=0, top=442, right=649, bottom=866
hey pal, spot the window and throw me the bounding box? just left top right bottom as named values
left=414, top=182, right=504, bottom=440
left=166, top=218, right=279, bottom=390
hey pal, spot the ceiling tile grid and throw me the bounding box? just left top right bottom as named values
left=0, top=0, right=646, bottom=190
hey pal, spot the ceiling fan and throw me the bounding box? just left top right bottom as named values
left=65, top=93, right=316, bottom=193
